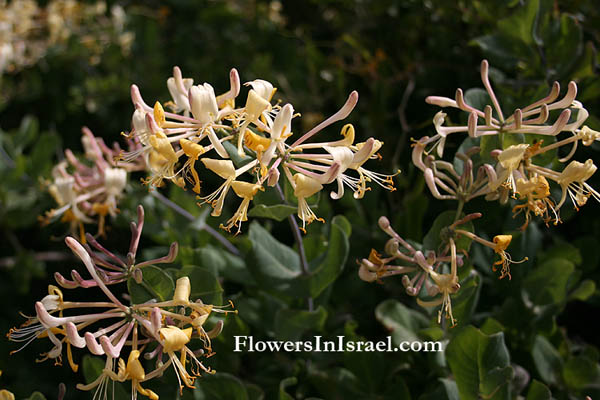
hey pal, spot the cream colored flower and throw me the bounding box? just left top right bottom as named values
left=556, top=159, right=599, bottom=209
left=489, top=144, right=529, bottom=193
left=221, top=182, right=263, bottom=234
left=292, top=174, right=324, bottom=232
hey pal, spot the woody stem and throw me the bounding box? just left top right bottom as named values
left=150, top=191, right=240, bottom=256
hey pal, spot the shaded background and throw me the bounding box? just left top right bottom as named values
left=2, top=0, right=600, bottom=398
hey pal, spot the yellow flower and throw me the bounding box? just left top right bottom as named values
left=220, top=182, right=263, bottom=234
left=492, top=235, right=527, bottom=280
left=179, top=139, right=205, bottom=194
left=0, top=390, right=15, bottom=400
left=237, top=89, right=272, bottom=156
left=416, top=238, right=460, bottom=326
left=417, top=270, right=460, bottom=326
left=513, top=175, right=559, bottom=229
left=292, top=173, right=324, bottom=232
left=556, top=159, right=599, bottom=209
left=144, top=133, right=183, bottom=189
left=490, top=144, right=529, bottom=193
left=197, top=158, right=236, bottom=216
left=158, top=326, right=198, bottom=390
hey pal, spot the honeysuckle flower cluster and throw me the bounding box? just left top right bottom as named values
left=420, top=59, right=600, bottom=228
left=41, top=127, right=144, bottom=242
left=0, top=0, right=133, bottom=75
left=360, top=214, right=525, bottom=326
left=120, top=66, right=398, bottom=234
left=9, top=206, right=233, bottom=400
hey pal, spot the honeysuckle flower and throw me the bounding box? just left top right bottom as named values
left=422, top=59, right=600, bottom=220
left=158, top=326, right=199, bottom=390
left=197, top=158, right=236, bottom=216
left=178, top=138, right=205, bottom=194
left=75, top=356, right=117, bottom=399
left=245, top=79, right=277, bottom=102
left=237, top=89, right=272, bottom=156
left=0, top=390, right=14, bottom=400
left=221, top=182, right=264, bottom=234
left=489, top=143, right=529, bottom=193
left=425, top=60, right=578, bottom=149
left=456, top=229, right=527, bottom=279
left=360, top=216, right=468, bottom=325
left=166, top=66, right=194, bottom=114
left=512, top=175, right=559, bottom=228
left=43, top=127, right=141, bottom=240
left=190, top=84, right=219, bottom=124
left=118, top=68, right=395, bottom=233
left=417, top=239, right=460, bottom=326
left=555, top=159, right=599, bottom=209
left=292, top=173, right=324, bottom=232
left=10, top=207, right=232, bottom=399
left=286, top=125, right=397, bottom=200
left=106, top=350, right=159, bottom=400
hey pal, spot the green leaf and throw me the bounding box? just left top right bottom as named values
left=304, top=215, right=351, bottom=297
left=481, top=318, right=505, bottom=335
left=538, top=241, right=582, bottom=266
left=562, top=354, right=599, bottom=389
left=479, top=134, right=502, bottom=163
left=464, top=88, right=491, bottom=111
left=543, top=14, right=583, bottom=79
left=497, top=0, right=539, bottom=46
left=375, top=299, right=429, bottom=344
left=195, top=372, right=249, bottom=400
left=451, top=271, right=482, bottom=326
left=423, top=210, right=474, bottom=253
left=25, top=393, right=47, bottom=400
left=274, top=305, right=328, bottom=341
left=248, top=204, right=298, bottom=222
left=223, top=140, right=254, bottom=168
left=182, top=245, right=252, bottom=286
left=247, top=221, right=302, bottom=292
left=247, top=216, right=350, bottom=298
left=445, top=326, right=512, bottom=400
left=569, top=279, right=596, bottom=301
left=525, top=379, right=552, bottom=400
left=500, top=132, right=525, bottom=149
left=524, top=258, right=574, bottom=305
left=525, top=134, right=556, bottom=167
left=178, top=265, right=224, bottom=305
left=18, top=115, right=39, bottom=150
left=418, top=378, right=459, bottom=400
left=279, top=377, right=298, bottom=400
left=127, top=265, right=175, bottom=304
left=82, top=354, right=104, bottom=384
left=246, top=384, right=265, bottom=400
left=29, top=132, right=61, bottom=173
left=471, top=34, right=522, bottom=70
left=532, top=335, right=562, bottom=385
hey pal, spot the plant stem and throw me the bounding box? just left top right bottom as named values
left=275, top=183, right=314, bottom=311
left=274, top=183, right=310, bottom=275
left=150, top=190, right=240, bottom=256
left=454, top=199, right=465, bottom=222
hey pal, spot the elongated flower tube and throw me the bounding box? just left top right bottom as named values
left=10, top=206, right=233, bottom=399
left=118, top=68, right=396, bottom=233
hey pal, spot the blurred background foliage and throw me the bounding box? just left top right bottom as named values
left=2, top=0, right=600, bottom=398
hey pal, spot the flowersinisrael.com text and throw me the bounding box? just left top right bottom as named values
left=233, top=336, right=443, bottom=353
